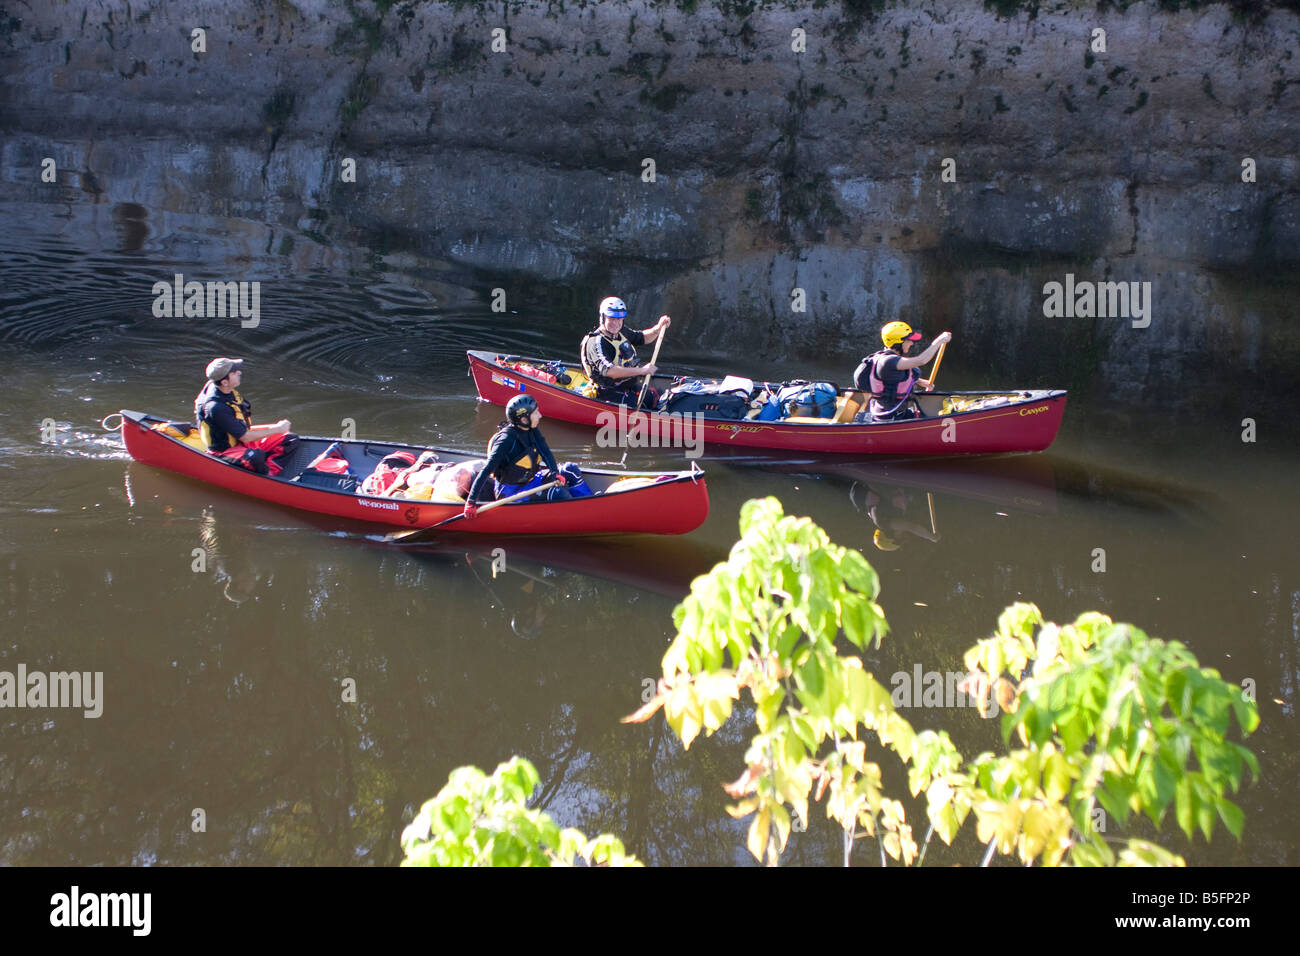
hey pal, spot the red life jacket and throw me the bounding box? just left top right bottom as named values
left=305, top=446, right=350, bottom=474
left=867, top=349, right=917, bottom=407
left=216, top=432, right=293, bottom=476
left=360, top=451, right=418, bottom=496
left=503, top=361, right=558, bottom=385
left=290, top=442, right=358, bottom=491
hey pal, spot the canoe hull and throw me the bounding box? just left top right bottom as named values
left=468, top=351, right=1066, bottom=456
left=117, top=410, right=709, bottom=536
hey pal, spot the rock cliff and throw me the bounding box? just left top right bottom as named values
left=3, top=0, right=1298, bottom=405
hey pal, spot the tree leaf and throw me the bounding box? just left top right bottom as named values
left=1216, top=797, right=1245, bottom=840
left=1042, top=750, right=1073, bottom=804
left=1174, top=777, right=1195, bottom=840
left=748, top=806, right=772, bottom=863
left=771, top=803, right=792, bottom=854
left=838, top=547, right=880, bottom=598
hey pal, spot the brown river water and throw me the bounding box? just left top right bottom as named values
left=1, top=201, right=1296, bottom=866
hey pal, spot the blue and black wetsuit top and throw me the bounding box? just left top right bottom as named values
left=465, top=423, right=559, bottom=504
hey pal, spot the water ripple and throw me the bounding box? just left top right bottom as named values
left=0, top=202, right=572, bottom=391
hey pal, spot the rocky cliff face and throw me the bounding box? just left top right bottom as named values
left=3, top=0, right=1298, bottom=407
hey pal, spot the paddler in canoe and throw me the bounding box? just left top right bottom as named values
left=579, top=296, right=671, bottom=409
left=854, top=483, right=942, bottom=551
left=193, top=357, right=296, bottom=474
left=462, top=394, right=594, bottom=519
left=853, top=323, right=953, bottom=422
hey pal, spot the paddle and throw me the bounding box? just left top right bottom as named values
left=928, top=341, right=947, bottom=388
left=635, top=322, right=667, bottom=411
left=385, top=480, right=560, bottom=543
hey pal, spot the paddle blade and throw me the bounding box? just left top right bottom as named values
left=385, top=513, right=464, bottom=543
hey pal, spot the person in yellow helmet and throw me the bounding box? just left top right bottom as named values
left=854, top=322, right=952, bottom=420
left=861, top=485, right=940, bottom=550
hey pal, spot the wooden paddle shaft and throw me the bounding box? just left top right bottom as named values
left=929, top=342, right=947, bottom=387
left=388, top=480, right=560, bottom=541
left=470, top=480, right=560, bottom=517
left=636, top=326, right=667, bottom=410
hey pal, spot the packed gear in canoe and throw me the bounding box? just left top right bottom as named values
left=379, top=453, right=487, bottom=503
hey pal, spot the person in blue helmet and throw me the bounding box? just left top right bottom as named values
left=462, top=394, right=593, bottom=519
left=579, top=296, right=670, bottom=407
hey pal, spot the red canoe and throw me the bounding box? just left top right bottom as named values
left=116, top=410, right=709, bottom=536
left=467, top=350, right=1067, bottom=456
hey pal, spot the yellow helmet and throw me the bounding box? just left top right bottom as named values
left=881, top=321, right=922, bottom=350
left=873, top=529, right=900, bottom=551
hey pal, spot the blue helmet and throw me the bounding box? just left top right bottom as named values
left=599, top=296, right=627, bottom=320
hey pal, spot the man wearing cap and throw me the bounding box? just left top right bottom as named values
left=579, top=296, right=670, bottom=407
left=194, top=357, right=293, bottom=473
left=854, top=323, right=952, bottom=421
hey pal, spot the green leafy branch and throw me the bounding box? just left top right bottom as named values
left=626, top=498, right=1260, bottom=867
left=958, top=604, right=1260, bottom=866
left=401, top=757, right=640, bottom=867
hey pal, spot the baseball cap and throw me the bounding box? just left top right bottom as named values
left=205, top=357, right=244, bottom=382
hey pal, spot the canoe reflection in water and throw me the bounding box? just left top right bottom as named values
left=126, top=457, right=725, bottom=644
left=757, top=452, right=1060, bottom=518
left=400, top=534, right=725, bottom=604
left=850, top=483, right=942, bottom=551
left=125, top=465, right=281, bottom=606
left=462, top=550, right=555, bottom=641
left=381, top=534, right=726, bottom=643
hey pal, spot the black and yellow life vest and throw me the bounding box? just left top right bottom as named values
left=194, top=382, right=251, bottom=452
left=580, top=328, right=639, bottom=386
left=486, top=428, right=541, bottom=486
